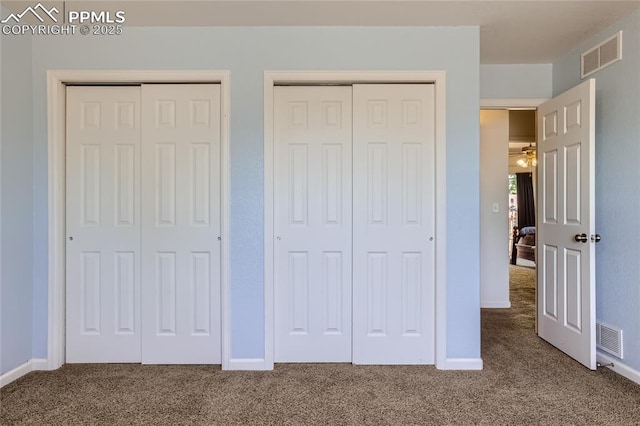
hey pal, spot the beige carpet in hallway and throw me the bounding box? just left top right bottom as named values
left=2, top=265, right=639, bottom=425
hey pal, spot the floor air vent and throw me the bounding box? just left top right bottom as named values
left=581, top=31, right=622, bottom=78
left=596, top=322, right=623, bottom=359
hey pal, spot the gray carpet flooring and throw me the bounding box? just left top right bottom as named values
left=2, top=265, right=639, bottom=425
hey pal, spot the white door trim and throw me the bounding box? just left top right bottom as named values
left=264, top=70, right=447, bottom=370
left=480, top=99, right=548, bottom=109
left=46, top=70, right=231, bottom=370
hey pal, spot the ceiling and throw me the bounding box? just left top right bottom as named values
left=3, top=1, right=640, bottom=63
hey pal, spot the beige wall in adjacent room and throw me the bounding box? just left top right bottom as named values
left=480, top=110, right=510, bottom=308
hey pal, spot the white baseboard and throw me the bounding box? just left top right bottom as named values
left=0, top=360, right=33, bottom=388
left=32, top=358, right=50, bottom=371
left=225, top=358, right=271, bottom=371
left=0, top=358, right=52, bottom=388
left=439, top=358, right=484, bottom=370
left=597, top=352, right=640, bottom=385
left=481, top=301, right=511, bottom=308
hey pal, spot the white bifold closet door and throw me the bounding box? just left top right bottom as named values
left=273, top=84, right=435, bottom=365
left=140, top=84, right=221, bottom=364
left=274, top=86, right=353, bottom=362
left=352, top=84, right=435, bottom=365
left=66, top=87, right=142, bottom=362
left=66, top=84, right=221, bottom=364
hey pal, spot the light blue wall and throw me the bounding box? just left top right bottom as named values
left=24, top=26, right=481, bottom=361
left=0, top=28, right=34, bottom=374
left=554, top=10, right=640, bottom=371
left=480, top=64, right=552, bottom=99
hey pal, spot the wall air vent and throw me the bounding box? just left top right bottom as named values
left=596, top=322, right=623, bottom=359
left=581, top=31, right=622, bottom=78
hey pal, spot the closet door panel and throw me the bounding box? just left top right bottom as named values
left=274, top=86, right=353, bottom=362
left=352, top=84, right=436, bottom=365
left=66, top=86, right=142, bottom=363
left=141, top=84, right=222, bottom=364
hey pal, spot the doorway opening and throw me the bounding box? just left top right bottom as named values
left=480, top=105, right=539, bottom=359
left=479, top=106, right=538, bottom=314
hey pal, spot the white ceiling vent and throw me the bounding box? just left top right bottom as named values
left=596, top=322, right=623, bottom=359
left=581, top=31, right=623, bottom=78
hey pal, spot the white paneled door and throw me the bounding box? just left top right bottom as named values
left=273, top=84, right=435, bottom=364
left=274, top=86, right=353, bottom=362
left=66, top=84, right=221, bottom=364
left=66, top=87, right=142, bottom=362
left=352, top=84, right=435, bottom=364
left=537, top=79, right=596, bottom=370
left=140, top=84, right=221, bottom=364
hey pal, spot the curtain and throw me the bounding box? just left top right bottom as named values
left=516, top=172, right=535, bottom=229
left=511, top=172, right=535, bottom=264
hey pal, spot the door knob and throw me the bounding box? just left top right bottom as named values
left=591, top=234, right=602, bottom=243
left=574, top=233, right=588, bottom=243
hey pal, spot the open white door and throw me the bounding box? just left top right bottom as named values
left=537, top=79, right=596, bottom=369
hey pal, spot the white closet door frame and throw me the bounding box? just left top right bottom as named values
left=46, top=70, right=231, bottom=370
left=264, top=71, right=448, bottom=371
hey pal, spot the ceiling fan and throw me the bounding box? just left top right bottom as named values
left=509, top=143, right=537, bottom=168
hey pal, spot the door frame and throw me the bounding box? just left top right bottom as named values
left=480, top=99, right=548, bottom=109
left=264, top=71, right=447, bottom=369
left=46, top=70, right=231, bottom=370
